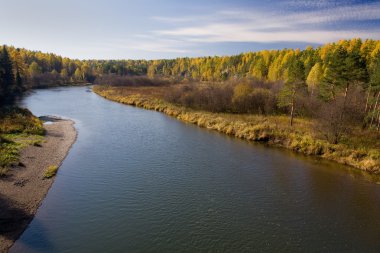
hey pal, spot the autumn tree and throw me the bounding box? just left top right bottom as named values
left=306, top=62, right=323, bottom=96
left=368, top=54, right=380, bottom=129
left=232, top=81, right=253, bottom=112
left=319, top=46, right=347, bottom=101
left=74, top=68, right=83, bottom=81
left=28, top=61, right=42, bottom=77
left=277, top=57, right=306, bottom=126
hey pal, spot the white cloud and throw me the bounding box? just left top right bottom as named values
left=128, top=42, right=190, bottom=53
left=284, top=0, right=355, bottom=9
left=60, top=1, right=380, bottom=57
left=158, top=25, right=379, bottom=44
left=285, top=2, right=380, bottom=25
left=146, top=1, right=380, bottom=49
left=104, top=37, right=193, bottom=54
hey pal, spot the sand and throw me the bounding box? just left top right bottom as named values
left=0, top=118, right=77, bottom=253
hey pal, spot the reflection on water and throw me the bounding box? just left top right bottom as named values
left=11, top=87, right=380, bottom=253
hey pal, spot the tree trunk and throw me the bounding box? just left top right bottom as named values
left=339, top=84, right=349, bottom=121
left=365, top=84, right=372, bottom=112
left=343, top=84, right=349, bottom=99
left=290, top=89, right=296, bottom=126
left=330, top=83, right=335, bottom=101
left=370, top=91, right=380, bottom=127
left=290, top=101, right=295, bottom=126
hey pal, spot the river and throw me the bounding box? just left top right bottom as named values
left=10, top=86, right=380, bottom=252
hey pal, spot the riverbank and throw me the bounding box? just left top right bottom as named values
left=94, top=85, right=380, bottom=174
left=0, top=117, right=77, bottom=253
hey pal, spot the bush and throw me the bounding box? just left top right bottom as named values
left=164, top=83, right=234, bottom=112
left=95, top=74, right=170, bottom=87
left=0, top=107, right=45, bottom=174
left=0, top=107, right=45, bottom=135
left=232, top=86, right=276, bottom=114
left=44, top=165, right=59, bottom=178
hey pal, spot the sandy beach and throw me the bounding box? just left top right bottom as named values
left=0, top=118, right=77, bottom=253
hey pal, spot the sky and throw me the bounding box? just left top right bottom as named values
left=1, top=0, right=380, bottom=59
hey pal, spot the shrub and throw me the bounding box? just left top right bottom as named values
left=44, top=165, right=59, bottom=179
left=0, top=107, right=45, bottom=135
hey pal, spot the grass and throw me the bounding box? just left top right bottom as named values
left=93, top=85, right=380, bottom=174
left=0, top=107, right=45, bottom=176
left=0, top=136, right=18, bottom=167
left=43, top=165, right=59, bottom=178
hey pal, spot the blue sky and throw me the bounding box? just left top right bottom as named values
left=1, top=0, right=380, bottom=59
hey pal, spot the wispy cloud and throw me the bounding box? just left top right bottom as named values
left=284, top=0, right=357, bottom=9
left=128, top=42, right=190, bottom=54
left=140, top=1, right=380, bottom=52
left=71, top=1, right=380, bottom=57
left=104, top=37, right=193, bottom=54
left=285, top=2, right=380, bottom=25
left=3, top=0, right=379, bottom=59
left=158, top=28, right=378, bottom=44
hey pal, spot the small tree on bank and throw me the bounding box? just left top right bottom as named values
left=277, top=58, right=306, bottom=126
left=368, top=54, right=380, bottom=129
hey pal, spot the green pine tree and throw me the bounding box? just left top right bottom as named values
left=0, top=46, right=15, bottom=105
left=277, top=57, right=306, bottom=126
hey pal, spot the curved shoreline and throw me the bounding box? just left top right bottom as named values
left=93, top=86, right=380, bottom=174
left=0, top=118, right=77, bottom=253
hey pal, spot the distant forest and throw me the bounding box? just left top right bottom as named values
left=1, top=38, right=380, bottom=135
left=0, top=38, right=379, bottom=84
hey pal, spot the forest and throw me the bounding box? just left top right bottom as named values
left=1, top=38, right=380, bottom=140
left=92, top=39, right=380, bottom=173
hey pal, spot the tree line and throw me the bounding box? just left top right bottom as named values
left=161, top=39, right=380, bottom=142
left=1, top=39, right=380, bottom=137
left=1, top=38, right=379, bottom=84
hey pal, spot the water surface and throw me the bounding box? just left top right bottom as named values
left=11, top=87, right=380, bottom=253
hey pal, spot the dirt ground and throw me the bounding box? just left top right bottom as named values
left=0, top=118, right=77, bottom=253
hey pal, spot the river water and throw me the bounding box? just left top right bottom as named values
left=11, top=87, right=380, bottom=252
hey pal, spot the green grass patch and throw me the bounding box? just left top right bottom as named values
left=0, top=137, right=19, bottom=168
left=44, top=165, right=59, bottom=179
left=0, top=107, right=45, bottom=176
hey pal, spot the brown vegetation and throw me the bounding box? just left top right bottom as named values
left=94, top=85, right=380, bottom=174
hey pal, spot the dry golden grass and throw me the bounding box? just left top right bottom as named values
left=93, top=85, right=380, bottom=174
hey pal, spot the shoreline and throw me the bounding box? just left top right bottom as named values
left=93, top=86, right=380, bottom=174
left=0, top=118, right=77, bottom=253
